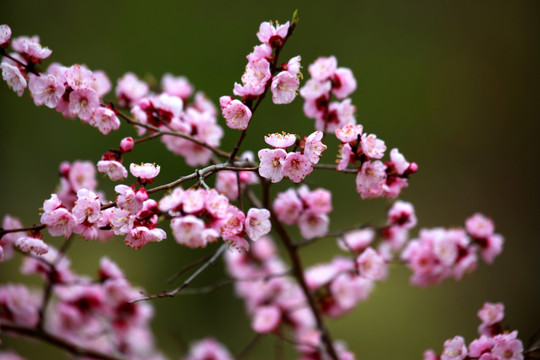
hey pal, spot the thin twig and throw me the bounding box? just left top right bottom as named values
left=129, top=243, right=228, bottom=303
left=167, top=252, right=215, bottom=284
left=237, top=333, right=263, bottom=360
left=313, top=163, right=358, bottom=173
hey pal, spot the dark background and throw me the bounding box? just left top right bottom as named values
left=1, top=1, right=539, bottom=359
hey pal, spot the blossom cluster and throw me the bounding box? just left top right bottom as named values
left=220, top=20, right=302, bottom=131
left=273, top=185, right=332, bottom=239
left=129, top=75, right=224, bottom=166
left=159, top=186, right=271, bottom=251
left=0, top=251, right=165, bottom=360
left=401, top=213, right=504, bottom=287
left=424, top=302, right=524, bottom=360
left=225, top=236, right=355, bottom=360
left=258, top=130, right=327, bottom=183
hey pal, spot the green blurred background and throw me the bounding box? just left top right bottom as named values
left=1, top=1, right=539, bottom=359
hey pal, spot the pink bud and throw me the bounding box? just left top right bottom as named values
left=136, top=187, right=149, bottom=202
left=120, top=137, right=134, bottom=153
left=405, top=162, right=419, bottom=175
left=59, top=161, right=71, bottom=178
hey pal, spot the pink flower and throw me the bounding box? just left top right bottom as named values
left=360, top=133, right=386, bottom=159
left=106, top=207, right=134, bottom=235
left=15, top=236, right=48, bottom=256
left=389, top=148, right=410, bottom=175
left=337, top=143, right=353, bottom=171
left=124, top=226, right=166, bottom=250
left=258, top=148, right=287, bottom=183
left=330, top=273, right=373, bottom=314
left=40, top=194, right=77, bottom=237
left=468, top=335, right=494, bottom=357
left=309, top=56, right=337, bottom=81
left=332, top=67, right=357, bottom=99
left=72, top=189, right=101, bottom=224
left=67, top=160, right=97, bottom=192
left=339, top=228, right=375, bottom=252
left=182, top=188, right=206, bottom=214
left=1, top=62, right=27, bottom=97
left=115, top=72, right=149, bottom=108
left=388, top=201, right=417, bottom=229
left=120, top=137, right=134, bottom=153
left=0, top=25, right=11, bottom=47
left=480, top=234, right=504, bottom=264
left=88, top=107, right=120, bottom=134
left=271, top=71, right=299, bottom=104
left=478, top=302, right=504, bottom=326
left=357, top=247, right=387, bottom=280
left=28, top=73, right=65, bottom=108
left=257, top=21, right=290, bottom=46
left=282, top=152, right=313, bottom=183
left=221, top=205, right=245, bottom=241
left=300, top=186, right=332, bottom=215
left=491, top=331, right=523, bottom=360
left=92, top=70, right=111, bottom=97
left=335, top=124, right=363, bottom=143
left=205, top=189, right=230, bottom=219
left=241, top=58, right=271, bottom=95
left=69, top=88, right=99, bottom=121
left=252, top=305, right=281, bottom=333
left=244, top=208, right=271, bottom=241
left=273, top=188, right=303, bottom=225
left=185, top=338, right=233, bottom=360
left=0, top=284, right=40, bottom=326
left=97, top=160, right=128, bottom=181
left=1, top=215, right=23, bottom=260
left=299, top=78, right=332, bottom=100
left=264, top=132, right=296, bottom=148
left=129, top=163, right=160, bottom=182
left=220, top=97, right=252, bottom=130
left=247, top=43, right=273, bottom=62
left=12, top=35, right=52, bottom=61
left=304, top=131, right=327, bottom=164
left=161, top=73, right=193, bottom=99
left=171, top=215, right=207, bottom=248
left=466, top=213, right=495, bottom=238
left=115, top=184, right=143, bottom=214
left=298, top=210, right=329, bottom=239
left=441, top=336, right=467, bottom=360
left=356, top=161, right=387, bottom=199
left=64, top=64, right=94, bottom=90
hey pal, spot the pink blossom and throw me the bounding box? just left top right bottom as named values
left=12, top=35, right=52, bottom=61
left=64, top=64, right=94, bottom=90
left=453, top=251, right=478, bottom=281
left=221, top=205, right=246, bottom=241
left=356, top=161, right=387, bottom=199
left=332, top=67, right=357, bottom=99
left=357, top=247, right=387, bottom=280
left=247, top=43, right=273, bottom=62
left=304, top=131, right=327, bottom=164
left=107, top=208, right=134, bottom=235
left=300, top=186, right=332, bottom=215
left=481, top=234, right=504, bottom=264
left=257, top=21, right=290, bottom=46
left=171, top=216, right=206, bottom=248
left=491, top=331, right=523, bottom=360
left=28, top=73, right=65, bottom=108
left=258, top=148, right=287, bottom=183
left=441, top=336, right=467, bottom=360
left=40, top=194, right=76, bottom=237
left=120, top=137, right=134, bottom=153
left=298, top=210, right=329, bottom=239
left=330, top=273, right=373, bottom=314
left=0, top=284, right=40, bottom=326
left=252, top=305, right=281, bottom=333
left=124, top=226, right=166, bottom=250
left=309, top=56, right=337, bottom=81
left=182, top=189, right=206, bottom=214
left=271, top=71, right=299, bottom=104
left=92, top=70, right=111, bottom=97
left=273, top=188, right=303, bottom=225
left=69, top=88, right=99, bottom=121
left=68, top=160, right=97, bottom=192
left=1, top=215, right=23, bottom=260
left=478, top=302, right=504, bottom=326
left=1, top=62, right=27, bottom=96
left=299, top=78, right=332, bottom=100
left=161, top=73, right=193, bottom=99
left=389, top=148, right=410, bottom=175
left=286, top=55, right=302, bottom=76
left=185, top=338, right=234, bottom=360
left=115, top=72, right=149, bottom=108
left=335, top=124, right=363, bottom=143
left=468, top=335, right=494, bottom=357
left=215, top=171, right=241, bottom=201
left=15, top=236, right=48, bottom=256
left=318, top=98, right=356, bottom=133
left=282, top=152, right=313, bottom=183
left=241, top=58, right=272, bottom=93
left=466, top=213, right=495, bottom=238
left=361, top=133, right=386, bottom=159
left=220, top=97, right=252, bottom=130
left=264, top=132, right=296, bottom=148
left=339, top=228, right=375, bottom=252
left=97, top=160, right=128, bottom=181
left=0, top=25, right=11, bottom=47
left=388, top=200, right=417, bottom=229
left=337, top=143, right=353, bottom=171
left=72, top=189, right=101, bottom=224
left=88, top=107, right=120, bottom=134
left=382, top=176, right=409, bottom=199
left=244, top=208, right=271, bottom=241
left=129, top=163, right=160, bottom=182
left=115, top=184, right=143, bottom=214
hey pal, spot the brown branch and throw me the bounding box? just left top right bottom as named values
left=0, top=224, right=45, bottom=237
left=129, top=243, right=228, bottom=303
left=0, top=322, right=125, bottom=360
left=313, top=163, right=358, bottom=173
